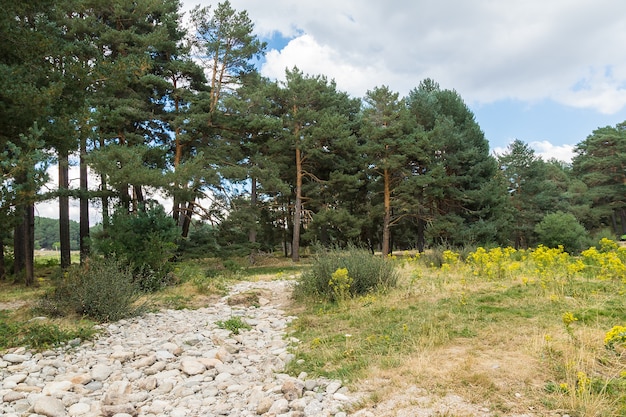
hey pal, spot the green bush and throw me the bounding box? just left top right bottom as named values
left=40, top=258, right=146, bottom=322
left=295, top=246, right=398, bottom=302
left=93, top=202, right=178, bottom=291
left=534, top=211, right=589, bottom=254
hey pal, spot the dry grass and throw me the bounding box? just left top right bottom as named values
left=285, top=250, right=626, bottom=416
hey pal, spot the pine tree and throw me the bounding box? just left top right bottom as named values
left=0, top=0, right=62, bottom=283
left=407, top=79, right=510, bottom=247
left=360, top=86, right=421, bottom=256
left=572, top=123, right=626, bottom=236
left=277, top=68, right=360, bottom=261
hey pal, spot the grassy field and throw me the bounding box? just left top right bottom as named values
left=285, top=243, right=626, bottom=416
left=1, top=245, right=625, bottom=416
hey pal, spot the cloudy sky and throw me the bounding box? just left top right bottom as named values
left=183, top=0, right=626, bottom=161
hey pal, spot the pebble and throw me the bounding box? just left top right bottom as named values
left=0, top=280, right=356, bottom=416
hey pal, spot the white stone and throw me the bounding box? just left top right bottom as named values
left=90, top=363, right=113, bottom=381
left=43, top=380, right=72, bottom=395
left=180, top=359, right=206, bottom=376
left=3, top=374, right=27, bottom=384
left=33, top=396, right=66, bottom=417
left=0, top=280, right=367, bottom=417
left=68, top=402, right=91, bottom=416
left=268, top=398, right=289, bottom=414
left=2, top=354, right=29, bottom=363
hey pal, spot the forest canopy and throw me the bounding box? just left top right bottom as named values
left=1, top=0, right=625, bottom=284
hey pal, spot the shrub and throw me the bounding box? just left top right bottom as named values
left=534, top=211, right=589, bottom=254
left=40, top=258, right=145, bottom=322
left=295, top=246, right=398, bottom=302
left=93, top=202, right=179, bottom=291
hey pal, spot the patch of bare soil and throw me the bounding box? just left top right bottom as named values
left=0, top=300, right=28, bottom=311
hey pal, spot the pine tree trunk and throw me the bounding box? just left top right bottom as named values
left=59, top=149, right=71, bottom=269
left=99, top=136, right=110, bottom=230
left=292, top=147, right=302, bottom=262
left=181, top=200, right=194, bottom=238
left=101, top=172, right=109, bottom=229
left=611, top=211, right=618, bottom=235
left=14, top=204, right=35, bottom=286
left=79, top=135, right=90, bottom=264
left=0, top=240, right=5, bottom=280
left=382, top=168, right=391, bottom=257
left=249, top=177, right=257, bottom=244
left=13, top=212, right=25, bottom=276
left=417, top=217, right=425, bottom=253
left=24, top=204, right=35, bottom=286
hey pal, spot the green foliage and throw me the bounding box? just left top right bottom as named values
left=497, top=140, right=570, bottom=248
left=572, top=123, right=626, bottom=235
left=295, top=246, right=398, bottom=301
left=93, top=203, right=178, bottom=291
left=34, top=216, right=80, bottom=251
left=39, top=258, right=145, bottom=322
left=216, top=316, right=251, bottom=335
left=534, top=211, right=589, bottom=253
left=177, top=222, right=220, bottom=259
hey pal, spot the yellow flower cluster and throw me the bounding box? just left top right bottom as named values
left=581, top=243, right=626, bottom=281
left=562, top=311, right=578, bottom=327
left=466, top=246, right=518, bottom=280
left=604, top=325, right=626, bottom=350
left=329, top=267, right=353, bottom=301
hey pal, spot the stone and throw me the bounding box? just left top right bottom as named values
left=33, top=396, right=66, bottom=417
left=326, top=380, right=342, bottom=394
left=3, top=391, right=26, bottom=402
left=282, top=378, right=304, bottom=400
left=256, top=397, right=274, bottom=414
left=91, top=363, right=113, bottom=381
left=268, top=398, right=290, bottom=414
left=180, top=359, right=206, bottom=375
left=2, top=354, right=29, bottom=363
left=43, top=380, right=72, bottom=395
left=103, top=380, right=131, bottom=405
left=68, top=402, right=90, bottom=416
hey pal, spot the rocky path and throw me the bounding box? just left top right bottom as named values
left=0, top=279, right=358, bottom=417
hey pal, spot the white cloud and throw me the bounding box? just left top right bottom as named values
left=261, top=35, right=386, bottom=96
left=528, top=141, right=575, bottom=163
left=184, top=0, right=626, bottom=114
left=493, top=141, right=575, bottom=163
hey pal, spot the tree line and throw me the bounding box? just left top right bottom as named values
left=2, top=0, right=625, bottom=285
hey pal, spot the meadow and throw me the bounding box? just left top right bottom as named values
left=286, top=240, right=626, bottom=416
left=1, top=241, right=625, bottom=416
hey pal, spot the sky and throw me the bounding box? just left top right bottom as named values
left=35, top=0, right=626, bottom=223
left=181, top=0, right=626, bottom=161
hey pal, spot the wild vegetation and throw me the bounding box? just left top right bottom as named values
left=1, top=0, right=625, bottom=287
left=1, top=235, right=625, bottom=416
left=1, top=1, right=625, bottom=414
left=288, top=240, right=626, bottom=416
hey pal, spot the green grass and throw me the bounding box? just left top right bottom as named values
left=285, top=251, right=626, bottom=416
left=216, top=316, right=252, bottom=335
left=3, top=247, right=625, bottom=415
